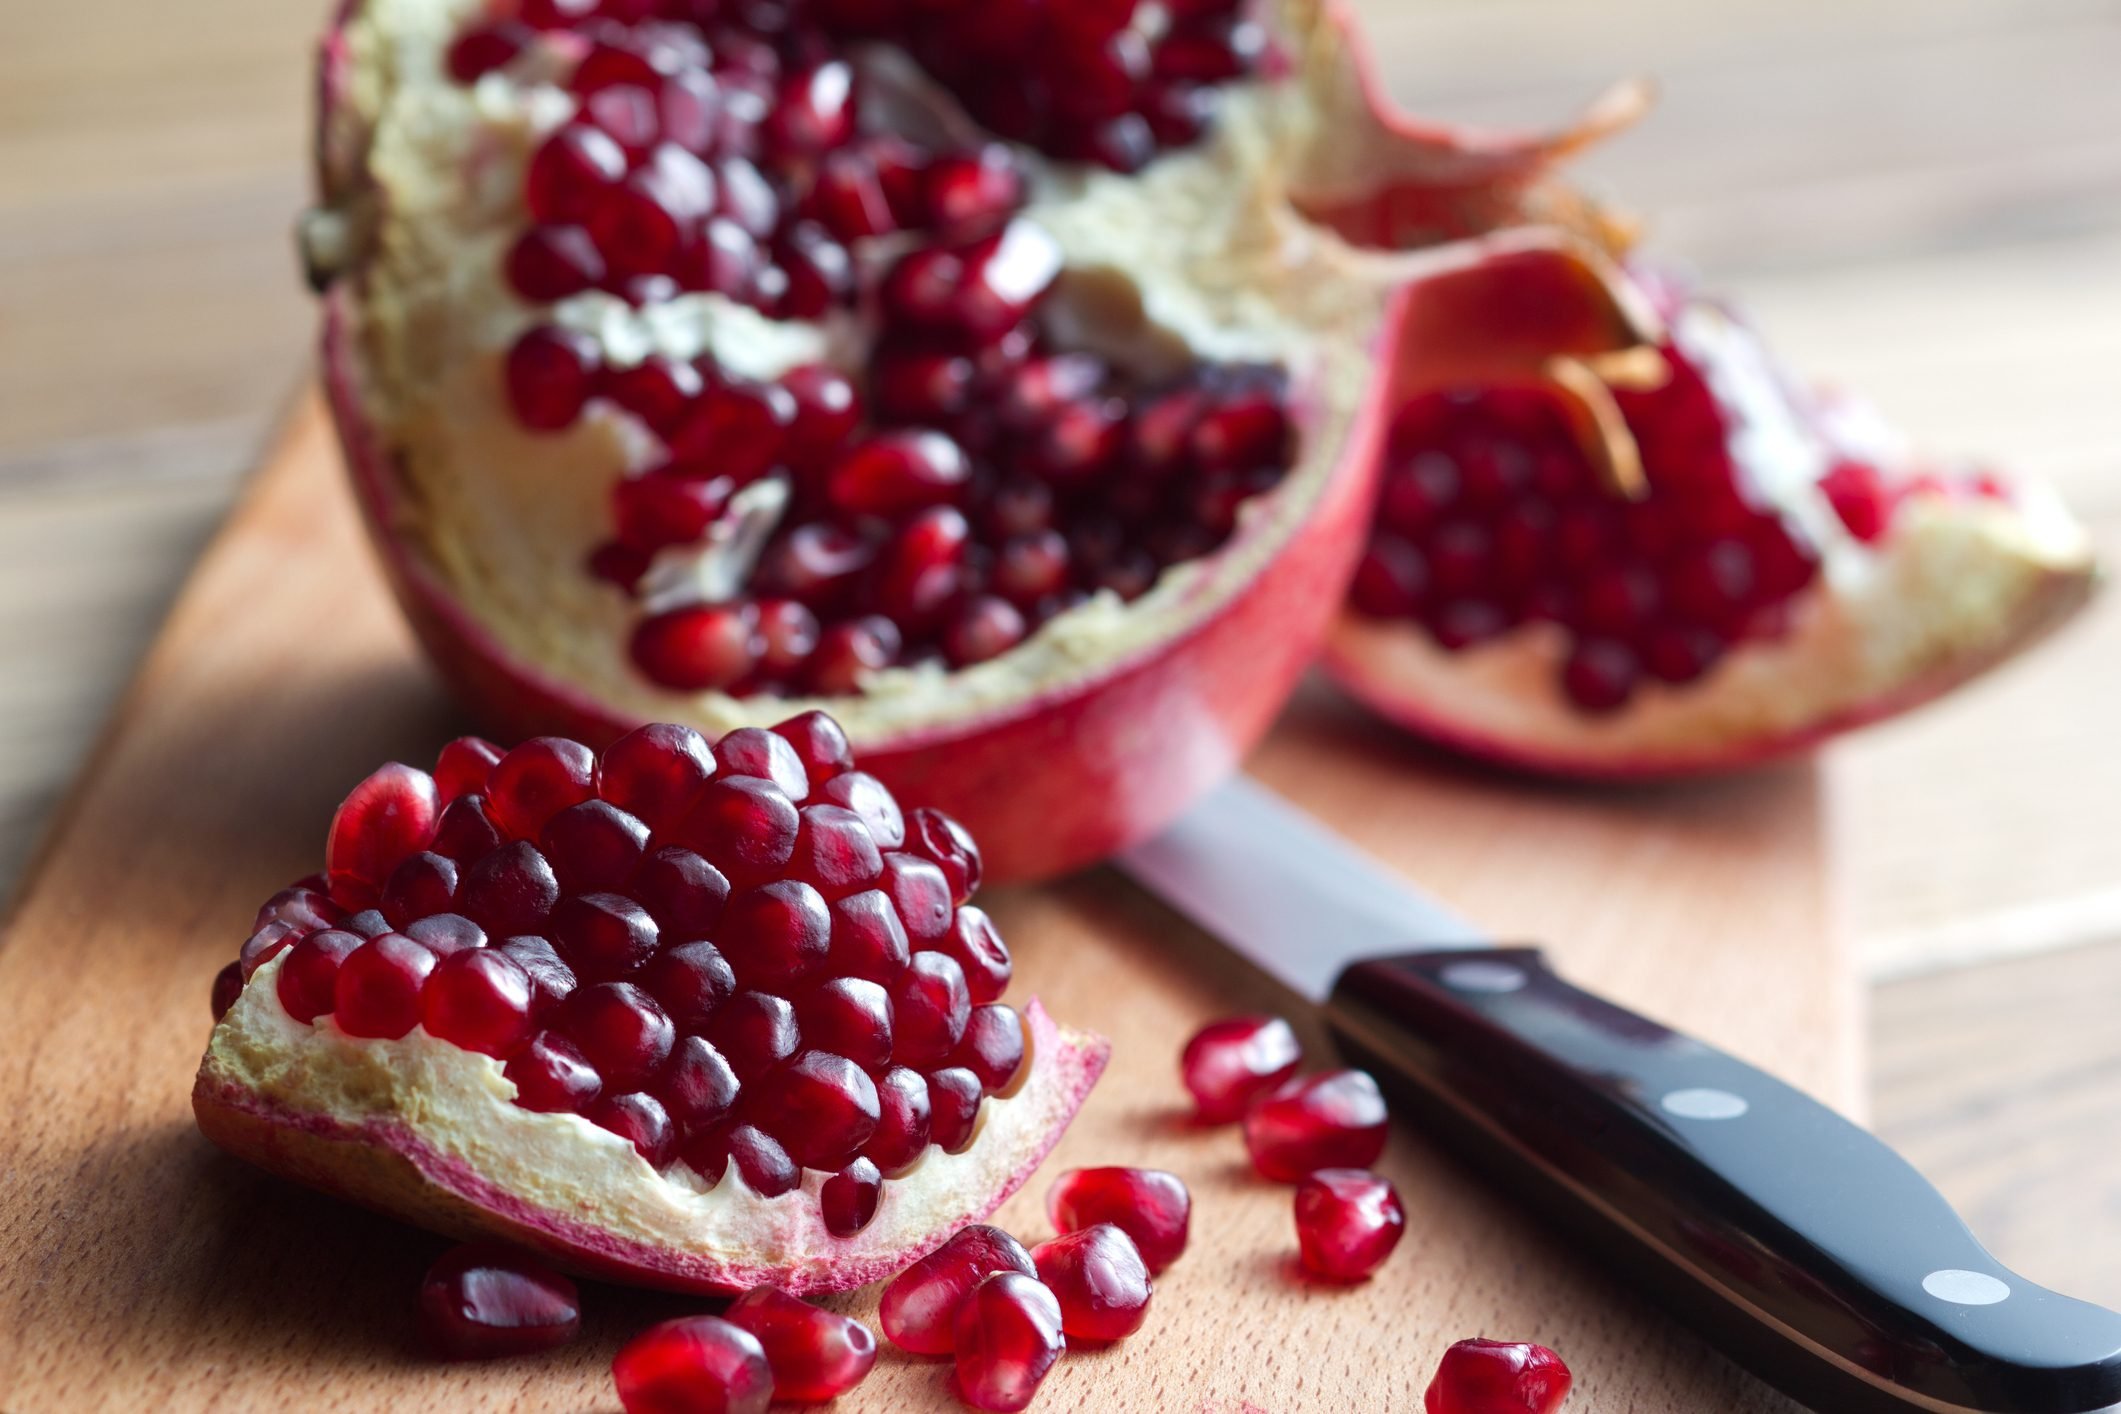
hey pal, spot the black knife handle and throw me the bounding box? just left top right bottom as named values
left=1325, top=947, right=2121, bottom=1414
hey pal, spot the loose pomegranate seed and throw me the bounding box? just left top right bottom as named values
left=1047, top=1167, right=1190, bottom=1274
left=925, top=1066, right=983, bottom=1154
left=1424, top=1339, right=1574, bottom=1414
left=325, top=763, right=441, bottom=911
left=1031, top=1224, right=1151, bottom=1343
left=725, top=1286, right=877, bottom=1401
left=864, top=1065, right=932, bottom=1174
left=614, top=1315, right=774, bottom=1414
left=1294, top=1168, right=1406, bottom=1282
left=560, top=981, right=675, bottom=1088
left=277, top=928, right=365, bottom=1023
left=953, top=1003, right=1025, bottom=1094
left=1180, top=1013, right=1302, bottom=1122
left=1822, top=459, right=1893, bottom=543
left=419, top=1242, right=581, bottom=1360
left=820, top=1157, right=883, bottom=1237
left=881, top=1224, right=1036, bottom=1355
left=334, top=933, right=438, bottom=1039
left=505, top=1030, right=602, bottom=1112
left=423, top=950, right=535, bottom=1056
left=1244, top=1069, right=1390, bottom=1182
left=953, top=1271, right=1065, bottom=1412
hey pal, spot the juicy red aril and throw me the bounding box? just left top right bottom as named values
left=719, top=880, right=830, bottom=988
left=863, top=1065, right=932, bottom=1174
left=541, top=800, right=649, bottom=893
left=676, top=776, right=800, bottom=889
left=745, top=1050, right=878, bottom=1169
left=716, top=725, right=809, bottom=798
left=953, top=1271, right=1065, bottom=1413
left=551, top=891, right=661, bottom=980
left=210, top=961, right=244, bottom=1021
left=506, top=325, right=600, bottom=431
left=325, top=762, right=440, bottom=911
left=507, top=224, right=605, bottom=301
left=820, top=1156, right=883, bottom=1237
left=334, top=933, right=437, bottom=1039
left=640, top=938, right=735, bottom=1031
left=820, top=770, right=904, bottom=848
left=404, top=911, right=484, bottom=956
left=1031, top=1224, right=1151, bottom=1343
left=823, top=892, right=909, bottom=988
left=656, top=1034, right=739, bottom=1129
left=789, top=805, right=883, bottom=898
left=880, top=1223, right=1036, bottom=1356
left=526, top=125, right=626, bottom=224
left=826, top=430, right=971, bottom=517
left=381, top=851, right=458, bottom=927
left=1295, top=1168, right=1406, bottom=1282
left=560, top=981, right=675, bottom=1088
left=457, top=840, right=561, bottom=937
left=591, top=1090, right=678, bottom=1166
left=1047, top=1167, right=1190, bottom=1274
left=779, top=366, right=863, bottom=467
left=505, top=1030, right=602, bottom=1112
left=925, top=1066, right=983, bottom=1154
left=1244, top=1069, right=1390, bottom=1182
left=487, top=737, right=598, bottom=840
left=1424, top=1340, right=1575, bottom=1414
left=940, top=906, right=1011, bottom=1004
left=721, top=1122, right=801, bottom=1196
left=953, top=1003, right=1025, bottom=1094
left=1822, top=459, right=1894, bottom=543
left=905, top=806, right=981, bottom=904
left=892, top=950, right=970, bottom=1066
left=598, top=722, right=716, bottom=832
left=445, top=21, right=533, bottom=83
left=631, top=847, right=731, bottom=939
left=277, top=928, right=365, bottom=1023
left=772, top=709, right=852, bottom=783
left=435, top=737, right=503, bottom=806
left=796, top=976, right=893, bottom=1069
left=431, top=795, right=504, bottom=863
left=614, top=1316, right=773, bottom=1414
left=423, top=950, right=535, bottom=1057
left=1181, top=1013, right=1302, bottom=1122
left=498, top=936, right=577, bottom=1015
left=633, top=604, right=761, bottom=690
left=706, top=990, right=800, bottom=1080
left=880, top=853, right=952, bottom=943
left=419, top=1242, right=581, bottom=1360
left=608, top=357, right=707, bottom=438
left=725, top=1286, right=877, bottom=1402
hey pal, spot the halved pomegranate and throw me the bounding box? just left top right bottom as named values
left=306, top=0, right=1660, bottom=878
left=192, top=714, right=1108, bottom=1295
left=1326, top=268, right=2098, bottom=777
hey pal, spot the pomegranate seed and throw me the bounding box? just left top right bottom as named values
left=613, top=1316, right=773, bottom=1414
left=864, top=1065, right=932, bottom=1174
left=796, top=976, right=894, bottom=1069
left=631, top=846, right=732, bottom=938
left=716, top=725, right=808, bottom=799
left=526, top=125, right=626, bottom=224
left=640, top=938, right=735, bottom=1031
left=891, top=950, right=971, bottom=1066
left=788, top=805, right=883, bottom=898
left=755, top=599, right=820, bottom=676
left=334, top=933, right=438, bottom=1039
left=422, top=950, right=535, bottom=1056
left=325, top=763, right=440, bottom=911
left=210, top=960, right=245, bottom=1021
left=903, top=807, right=980, bottom=903
left=806, top=150, right=897, bottom=240
left=820, top=1157, right=883, bottom=1237
left=677, top=776, right=801, bottom=888
left=598, top=722, right=717, bottom=832
left=591, top=1090, right=678, bottom=1165
left=805, top=617, right=900, bottom=694
left=669, top=378, right=796, bottom=479
left=403, top=912, right=484, bottom=956
left=656, top=1034, right=741, bottom=1129
left=431, top=795, right=504, bottom=863
left=953, top=1003, right=1025, bottom=1094
left=541, top=800, right=650, bottom=894
left=725, top=1286, right=877, bottom=1401
left=1243, top=1069, right=1389, bottom=1181
left=506, top=1030, right=602, bottom=1112
left=953, top=1271, right=1065, bottom=1412
left=676, top=218, right=762, bottom=298
left=419, top=1243, right=581, bottom=1360
left=277, top=928, right=365, bottom=1024
left=1295, top=1168, right=1406, bottom=1281
left=1181, top=1013, right=1302, bottom=1122
left=870, top=349, right=975, bottom=425
left=498, top=936, right=577, bottom=1015
left=880, top=1224, right=1036, bottom=1355
left=723, top=1122, right=802, bottom=1195
left=826, top=430, right=972, bottom=517
left=1424, top=1340, right=1574, bottom=1414
left=434, top=737, right=502, bottom=806
left=925, top=1065, right=983, bottom=1153
left=778, top=366, right=863, bottom=467
left=1560, top=639, right=1640, bottom=714
left=1047, top=1167, right=1191, bottom=1274
left=937, top=906, right=1011, bottom=1004
left=560, top=981, right=675, bottom=1089
left=767, top=60, right=857, bottom=156
left=1031, top=1224, right=1151, bottom=1342
left=880, top=853, right=952, bottom=943
left=488, top=738, right=598, bottom=842
left=507, top=224, right=605, bottom=301
left=582, top=84, right=660, bottom=159
left=774, top=223, right=854, bottom=318
left=747, top=1050, right=878, bottom=1169
left=1822, top=459, right=1893, bottom=543
left=552, top=891, right=661, bottom=980
left=457, top=841, right=562, bottom=937
left=819, top=771, right=904, bottom=849
left=712, top=155, right=781, bottom=238
left=771, top=709, right=852, bottom=785
left=445, top=22, right=533, bottom=83
left=719, top=880, right=831, bottom=988
left=924, top=147, right=1023, bottom=232
left=633, top=604, right=762, bottom=691
left=608, top=356, right=707, bottom=438
left=706, top=991, right=800, bottom=1080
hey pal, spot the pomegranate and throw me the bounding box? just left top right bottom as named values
left=614, top=1315, right=774, bottom=1414
left=724, top=1285, right=877, bottom=1403
left=1293, top=1168, right=1404, bottom=1282
left=1424, top=1339, right=1574, bottom=1414
left=1030, top=1224, right=1152, bottom=1343
left=306, top=0, right=1662, bottom=879
left=1242, top=1069, right=1388, bottom=1181
left=417, top=1241, right=582, bottom=1359
left=953, top=1271, right=1067, bottom=1413
left=192, top=714, right=1108, bottom=1296
left=1179, top=1013, right=1301, bottom=1122
left=1045, top=1166, right=1190, bottom=1274
left=1329, top=272, right=2098, bottom=776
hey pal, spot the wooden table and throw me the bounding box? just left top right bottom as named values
left=2, top=0, right=2118, bottom=1390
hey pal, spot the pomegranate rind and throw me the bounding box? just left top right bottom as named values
left=310, top=0, right=1645, bottom=883
left=193, top=959, right=1107, bottom=1296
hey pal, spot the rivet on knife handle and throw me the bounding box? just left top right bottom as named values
left=1325, top=948, right=2121, bottom=1414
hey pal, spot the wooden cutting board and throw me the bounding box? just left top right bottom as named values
left=0, top=392, right=1849, bottom=1412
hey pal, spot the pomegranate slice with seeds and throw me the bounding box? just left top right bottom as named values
left=1294, top=1168, right=1406, bottom=1282
left=953, top=1271, right=1066, bottom=1413
left=614, top=1315, right=774, bottom=1414
left=879, top=1223, right=1035, bottom=1355
left=193, top=715, right=1107, bottom=1297
left=1047, top=1167, right=1190, bottom=1274
left=1328, top=271, right=2097, bottom=776
left=309, top=0, right=1666, bottom=882
left=1180, top=1013, right=1302, bottom=1122
left=1244, top=1070, right=1390, bottom=1182
left=1031, top=1224, right=1152, bottom=1343
left=724, top=1286, right=877, bottom=1403
left=418, top=1242, right=581, bottom=1360
left=1424, top=1339, right=1574, bottom=1414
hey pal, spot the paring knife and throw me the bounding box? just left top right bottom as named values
left=1117, top=776, right=2121, bottom=1414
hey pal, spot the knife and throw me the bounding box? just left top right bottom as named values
left=1117, top=776, right=2121, bottom=1414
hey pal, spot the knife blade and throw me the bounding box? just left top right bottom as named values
left=1117, top=776, right=2121, bottom=1414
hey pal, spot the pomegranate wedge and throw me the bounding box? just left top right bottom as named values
left=307, top=0, right=1655, bottom=879
left=193, top=715, right=1108, bottom=1295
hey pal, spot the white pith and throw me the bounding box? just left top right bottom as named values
left=1327, top=304, right=2097, bottom=766
left=326, top=0, right=1443, bottom=743
left=203, top=950, right=1083, bottom=1285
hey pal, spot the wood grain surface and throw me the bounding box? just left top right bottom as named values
left=0, top=398, right=1844, bottom=1410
